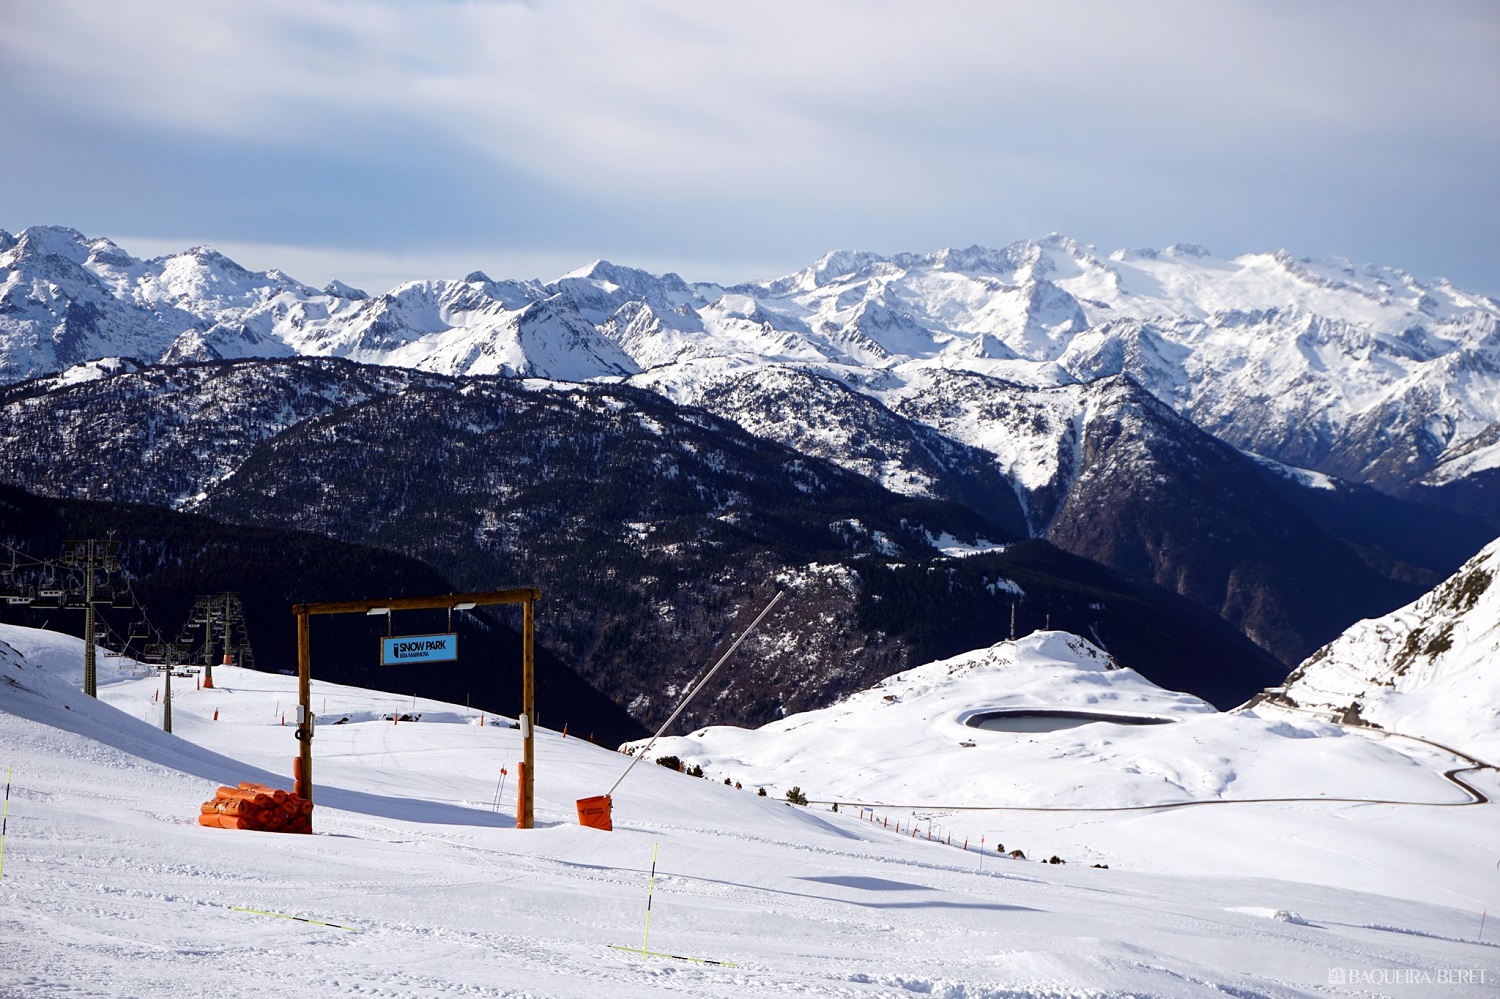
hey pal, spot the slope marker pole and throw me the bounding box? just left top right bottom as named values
left=492, top=767, right=509, bottom=812
left=230, top=905, right=360, bottom=931
left=642, top=842, right=657, bottom=953
left=610, top=844, right=735, bottom=967
left=0, top=765, right=11, bottom=881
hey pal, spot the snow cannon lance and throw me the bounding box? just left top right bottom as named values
left=579, top=590, right=784, bottom=831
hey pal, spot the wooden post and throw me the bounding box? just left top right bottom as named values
left=288, top=588, right=538, bottom=828
left=296, top=607, right=312, bottom=805
left=521, top=595, right=535, bottom=830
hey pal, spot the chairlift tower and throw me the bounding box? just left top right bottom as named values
left=143, top=642, right=193, bottom=734
left=182, top=592, right=252, bottom=688
left=60, top=539, right=121, bottom=698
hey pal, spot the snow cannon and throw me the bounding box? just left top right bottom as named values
left=576, top=794, right=613, bottom=831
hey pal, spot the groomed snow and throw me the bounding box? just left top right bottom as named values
left=2, top=624, right=1496, bottom=996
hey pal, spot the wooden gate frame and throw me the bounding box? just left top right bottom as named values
left=291, top=587, right=540, bottom=828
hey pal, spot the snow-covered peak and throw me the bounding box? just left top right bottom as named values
left=5, top=224, right=97, bottom=266
left=323, top=278, right=369, bottom=300
left=1275, top=536, right=1500, bottom=760
left=143, top=246, right=317, bottom=308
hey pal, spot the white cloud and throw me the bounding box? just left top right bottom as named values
left=12, top=1, right=1498, bottom=197
left=4, top=1, right=1499, bottom=292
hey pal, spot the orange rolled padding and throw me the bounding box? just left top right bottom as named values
left=198, top=781, right=311, bottom=833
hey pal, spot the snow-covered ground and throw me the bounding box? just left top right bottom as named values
left=1278, top=537, right=1500, bottom=764
left=2, top=624, right=1496, bottom=997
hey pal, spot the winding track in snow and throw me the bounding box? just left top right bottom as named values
left=807, top=721, right=1495, bottom=813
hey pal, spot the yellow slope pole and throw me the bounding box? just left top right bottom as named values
left=643, top=842, right=657, bottom=952
left=609, top=843, right=735, bottom=966
left=0, top=765, right=11, bottom=880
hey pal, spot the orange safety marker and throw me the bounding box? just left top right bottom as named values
left=514, top=761, right=528, bottom=829
left=213, top=709, right=219, bottom=721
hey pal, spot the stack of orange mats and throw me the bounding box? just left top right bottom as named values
left=197, top=782, right=313, bottom=834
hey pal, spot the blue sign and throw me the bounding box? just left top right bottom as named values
left=381, top=633, right=458, bottom=666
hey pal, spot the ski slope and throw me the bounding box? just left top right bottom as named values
left=1, top=624, right=1496, bottom=997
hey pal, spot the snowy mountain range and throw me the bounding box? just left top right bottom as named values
left=4, top=225, right=1497, bottom=527
left=3, top=225, right=1497, bottom=683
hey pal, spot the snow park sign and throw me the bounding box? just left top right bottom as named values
left=381, top=633, right=458, bottom=666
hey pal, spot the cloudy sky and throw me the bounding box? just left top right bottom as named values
left=4, top=1, right=1498, bottom=295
